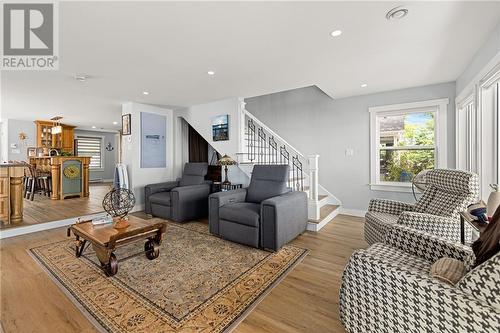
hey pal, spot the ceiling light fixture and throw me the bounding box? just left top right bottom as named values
left=361, top=83, right=368, bottom=88
left=92, top=126, right=96, bottom=129
left=142, top=91, right=149, bottom=95
left=330, top=30, right=342, bottom=37
left=113, top=121, right=118, bottom=125
left=50, top=116, right=63, bottom=134
left=207, top=70, right=215, bottom=76
left=386, top=6, right=409, bottom=20
left=74, top=74, right=88, bottom=82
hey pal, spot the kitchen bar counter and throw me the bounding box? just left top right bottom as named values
left=0, top=164, right=25, bottom=224
left=29, top=156, right=91, bottom=200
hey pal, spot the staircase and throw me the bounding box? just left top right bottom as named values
left=236, top=108, right=341, bottom=231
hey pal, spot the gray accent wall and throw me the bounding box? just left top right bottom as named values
left=6, top=119, right=36, bottom=162
left=456, top=22, right=500, bottom=95
left=74, top=129, right=118, bottom=181
left=245, top=82, right=456, bottom=211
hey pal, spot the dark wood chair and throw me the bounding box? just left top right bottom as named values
left=25, top=164, right=51, bottom=201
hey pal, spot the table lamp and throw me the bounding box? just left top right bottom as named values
left=218, top=154, right=237, bottom=185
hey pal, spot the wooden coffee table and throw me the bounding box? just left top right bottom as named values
left=68, top=216, right=167, bottom=276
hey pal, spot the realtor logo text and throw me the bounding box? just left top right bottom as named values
left=2, top=2, right=59, bottom=70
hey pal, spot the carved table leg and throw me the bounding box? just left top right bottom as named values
left=75, top=239, right=87, bottom=257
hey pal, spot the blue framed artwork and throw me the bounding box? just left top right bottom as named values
left=212, top=115, right=229, bottom=141
left=141, top=112, right=166, bottom=168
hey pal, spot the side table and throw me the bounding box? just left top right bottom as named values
left=459, top=211, right=488, bottom=245
left=211, top=182, right=243, bottom=193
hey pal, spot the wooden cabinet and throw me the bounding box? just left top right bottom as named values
left=62, top=126, right=75, bottom=153
left=0, top=165, right=24, bottom=224
left=0, top=169, right=9, bottom=222
left=35, top=121, right=75, bottom=153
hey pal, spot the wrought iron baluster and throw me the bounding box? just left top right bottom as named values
left=247, top=119, right=256, bottom=162
left=292, top=155, right=303, bottom=192
left=258, top=127, right=266, bottom=164
left=280, top=145, right=290, bottom=188
left=269, top=136, right=277, bottom=164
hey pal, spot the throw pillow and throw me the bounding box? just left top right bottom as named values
left=430, top=257, right=467, bottom=285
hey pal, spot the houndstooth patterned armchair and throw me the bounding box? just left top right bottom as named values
left=365, top=169, right=479, bottom=245
left=340, top=225, right=500, bottom=333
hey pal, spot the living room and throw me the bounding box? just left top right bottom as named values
left=1, top=1, right=499, bottom=333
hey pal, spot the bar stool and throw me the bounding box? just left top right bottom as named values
left=25, top=164, right=51, bottom=201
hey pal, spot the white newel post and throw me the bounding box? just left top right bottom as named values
left=308, top=154, right=320, bottom=221
left=238, top=98, right=247, bottom=157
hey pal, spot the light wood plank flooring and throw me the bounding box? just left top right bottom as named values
left=0, top=214, right=367, bottom=333
left=1, top=183, right=110, bottom=230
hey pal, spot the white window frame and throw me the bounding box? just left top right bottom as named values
left=76, top=135, right=105, bottom=172
left=369, top=98, right=449, bottom=192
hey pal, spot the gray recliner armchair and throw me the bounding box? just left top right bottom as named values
left=209, top=164, right=308, bottom=251
left=145, top=163, right=210, bottom=222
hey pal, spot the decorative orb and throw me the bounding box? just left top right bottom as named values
left=102, top=188, right=136, bottom=219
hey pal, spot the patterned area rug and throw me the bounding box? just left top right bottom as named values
left=30, top=220, right=307, bottom=333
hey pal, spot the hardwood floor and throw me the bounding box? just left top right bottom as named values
left=0, top=214, right=367, bottom=333
left=0, top=183, right=110, bottom=229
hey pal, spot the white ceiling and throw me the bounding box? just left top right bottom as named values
left=2, top=1, right=500, bottom=130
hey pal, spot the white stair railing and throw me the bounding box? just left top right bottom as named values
left=240, top=107, right=321, bottom=219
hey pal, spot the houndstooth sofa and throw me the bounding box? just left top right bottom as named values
left=340, top=225, right=500, bottom=333
left=365, top=169, right=479, bottom=245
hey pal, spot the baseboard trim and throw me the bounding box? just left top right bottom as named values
left=131, top=204, right=145, bottom=213
left=307, top=208, right=340, bottom=232
left=339, top=208, right=366, bottom=218
left=0, top=212, right=107, bottom=239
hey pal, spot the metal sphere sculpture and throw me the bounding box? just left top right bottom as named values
left=102, top=188, right=136, bottom=228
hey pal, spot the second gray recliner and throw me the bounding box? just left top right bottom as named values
left=209, top=164, right=308, bottom=251
left=145, top=163, right=210, bottom=222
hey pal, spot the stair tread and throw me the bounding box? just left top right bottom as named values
left=318, top=195, right=328, bottom=201
left=308, top=204, right=339, bottom=223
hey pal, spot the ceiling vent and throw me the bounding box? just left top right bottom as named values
left=386, top=6, right=409, bottom=20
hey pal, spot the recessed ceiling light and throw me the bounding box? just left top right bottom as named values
left=113, top=121, right=118, bottom=125
left=361, top=83, right=368, bottom=88
left=92, top=126, right=96, bottom=129
left=142, top=91, right=149, bottom=95
left=386, top=6, right=409, bottom=20
left=207, top=70, right=215, bottom=76
left=330, top=30, right=342, bottom=37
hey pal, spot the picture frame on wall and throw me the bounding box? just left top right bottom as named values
left=27, top=147, right=37, bottom=157
left=122, top=114, right=131, bottom=135
left=212, top=115, right=229, bottom=141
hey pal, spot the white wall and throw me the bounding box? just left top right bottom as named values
left=0, top=119, right=36, bottom=162
left=245, top=83, right=457, bottom=212
left=0, top=120, right=8, bottom=163
left=121, top=102, right=174, bottom=209
left=455, top=22, right=500, bottom=200
left=456, top=22, right=500, bottom=96
left=175, top=97, right=249, bottom=186
left=74, top=129, right=118, bottom=181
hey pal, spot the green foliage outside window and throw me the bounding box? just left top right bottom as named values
left=380, top=113, right=435, bottom=182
